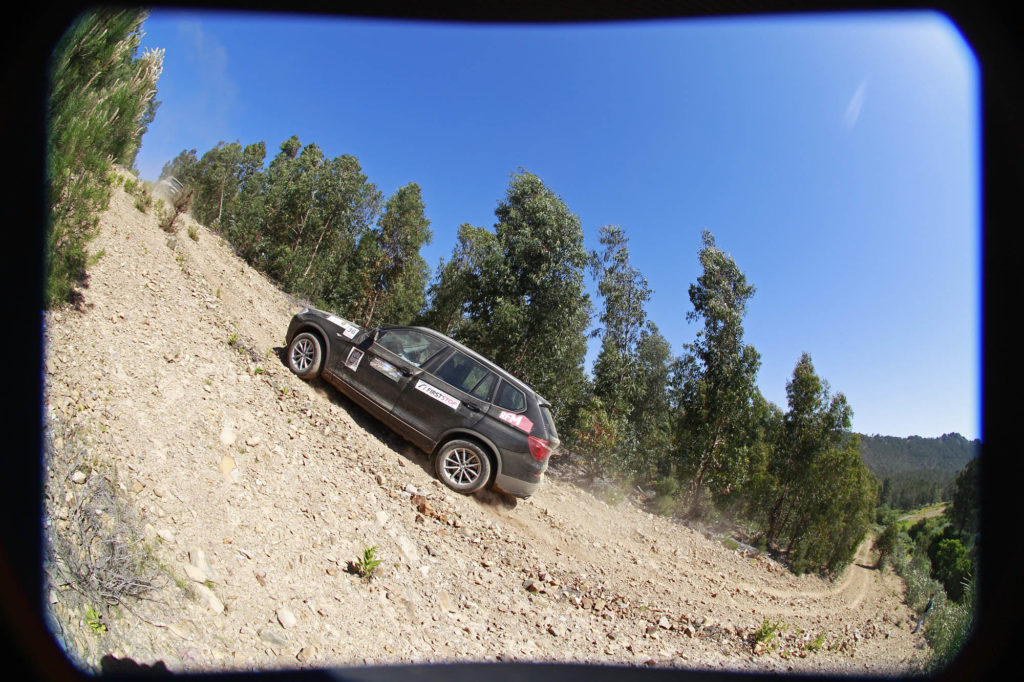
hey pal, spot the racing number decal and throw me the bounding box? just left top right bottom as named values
left=344, top=347, right=364, bottom=371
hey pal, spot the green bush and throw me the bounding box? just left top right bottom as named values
left=47, top=9, right=163, bottom=307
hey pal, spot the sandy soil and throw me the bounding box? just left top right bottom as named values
left=41, top=175, right=931, bottom=675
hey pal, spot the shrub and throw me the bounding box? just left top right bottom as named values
left=47, top=9, right=163, bottom=306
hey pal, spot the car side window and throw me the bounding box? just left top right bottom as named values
left=376, top=330, right=446, bottom=367
left=434, top=351, right=490, bottom=395
left=469, top=372, right=496, bottom=401
left=494, top=380, right=526, bottom=412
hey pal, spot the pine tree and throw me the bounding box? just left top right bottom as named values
left=47, top=8, right=163, bottom=306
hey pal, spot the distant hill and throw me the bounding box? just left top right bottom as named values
left=852, top=432, right=980, bottom=510
left=857, top=432, right=980, bottom=476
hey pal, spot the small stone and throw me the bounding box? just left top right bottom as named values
left=220, top=425, right=236, bottom=446
left=277, top=607, right=297, bottom=629
left=438, top=592, right=454, bottom=612
left=194, top=584, right=223, bottom=614
left=259, top=628, right=288, bottom=648
left=297, top=646, right=317, bottom=663
left=246, top=436, right=261, bottom=447
left=190, top=547, right=218, bottom=581
left=219, top=456, right=235, bottom=481
left=71, top=470, right=88, bottom=484
left=157, top=528, right=175, bottom=543
left=658, top=616, right=671, bottom=630
left=547, top=624, right=563, bottom=637
left=184, top=563, right=209, bottom=583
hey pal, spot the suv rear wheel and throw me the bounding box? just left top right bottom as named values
left=435, top=439, right=491, bottom=494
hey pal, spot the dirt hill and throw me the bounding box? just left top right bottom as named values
left=42, top=175, right=930, bottom=675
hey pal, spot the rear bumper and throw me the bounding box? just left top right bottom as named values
left=493, top=471, right=542, bottom=498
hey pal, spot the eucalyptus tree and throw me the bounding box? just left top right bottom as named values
left=759, top=353, right=874, bottom=574
left=418, top=223, right=498, bottom=337
left=422, top=170, right=591, bottom=415
left=673, top=230, right=761, bottom=516
left=629, top=324, right=675, bottom=478
left=350, top=182, right=432, bottom=326
left=591, top=224, right=652, bottom=417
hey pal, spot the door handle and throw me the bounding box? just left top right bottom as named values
left=465, top=402, right=481, bottom=412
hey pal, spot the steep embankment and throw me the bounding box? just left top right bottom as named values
left=42, top=176, right=929, bottom=675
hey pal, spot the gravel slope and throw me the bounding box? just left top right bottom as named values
left=42, top=176, right=931, bottom=675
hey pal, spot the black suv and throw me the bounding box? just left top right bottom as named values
left=285, top=308, right=559, bottom=498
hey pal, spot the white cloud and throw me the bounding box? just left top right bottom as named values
left=842, top=80, right=867, bottom=133
left=177, top=20, right=237, bottom=138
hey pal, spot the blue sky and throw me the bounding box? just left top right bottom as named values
left=134, top=10, right=980, bottom=440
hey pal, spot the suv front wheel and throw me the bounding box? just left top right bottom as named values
left=435, top=439, right=492, bottom=494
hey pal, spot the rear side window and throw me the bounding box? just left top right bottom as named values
left=470, top=372, right=496, bottom=401
left=434, top=351, right=490, bottom=395
left=540, top=406, right=558, bottom=440
left=494, top=380, right=526, bottom=412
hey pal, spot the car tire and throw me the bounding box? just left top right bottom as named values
left=435, top=439, right=492, bottom=494
left=287, top=332, right=323, bottom=379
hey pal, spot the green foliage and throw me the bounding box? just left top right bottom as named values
left=160, top=185, right=193, bottom=233
left=170, top=134, right=444, bottom=324
left=875, top=522, right=900, bottom=564
left=349, top=183, right=432, bottom=326
left=751, top=354, right=874, bottom=574
left=945, top=457, right=980, bottom=538
left=354, top=545, right=382, bottom=580
left=804, top=631, right=826, bottom=652
left=928, top=537, right=972, bottom=602
left=590, top=224, right=652, bottom=414
left=860, top=433, right=978, bottom=510
left=671, top=230, right=761, bottom=515
left=926, top=576, right=976, bottom=671
left=753, top=619, right=782, bottom=648
left=420, top=169, right=591, bottom=415
left=47, top=8, right=163, bottom=307
left=84, top=604, right=106, bottom=634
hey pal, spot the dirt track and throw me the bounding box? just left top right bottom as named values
left=41, top=176, right=931, bottom=674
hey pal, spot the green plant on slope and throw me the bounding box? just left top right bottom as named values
left=353, top=545, right=382, bottom=580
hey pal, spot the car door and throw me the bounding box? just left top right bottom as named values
left=331, top=328, right=447, bottom=422
left=390, top=348, right=493, bottom=447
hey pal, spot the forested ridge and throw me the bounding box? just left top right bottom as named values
left=858, top=433, right=979, bottom=511
left=858, top=432, right=978, bottom=476
left=46, top=8, right=978, bottom=581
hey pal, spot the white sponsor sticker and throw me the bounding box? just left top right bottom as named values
left=498, top=410, right=534, bottom=433
left=414, top=380, right=460, bottom=410
left=344, top=347, right=364, bottom=371
left=370, top=357, right=402, bottom=382
left=327, top=315, right=360, bottom=339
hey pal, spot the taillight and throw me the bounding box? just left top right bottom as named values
left=527, top=436, right=550, bottom=462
